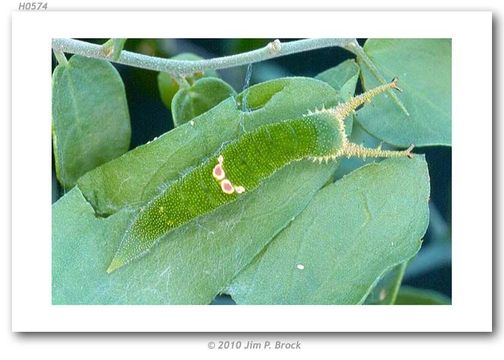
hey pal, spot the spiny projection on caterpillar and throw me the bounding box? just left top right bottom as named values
left=107, top=78, right=414, bottom=273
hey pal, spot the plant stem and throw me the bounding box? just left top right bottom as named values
left=345, top=39, right=410, bottom=116
left=101, top=38, right=127, bottom=61
left=53, top=38, right=410, bottom=116
left=387, top=262, right=408, bottom=304
left=52, top=38, right=356, bottom=75
left=53, top=49, right=68, bottom=66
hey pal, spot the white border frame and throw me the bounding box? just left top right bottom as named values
left=12, top=11, right=492, bottom=332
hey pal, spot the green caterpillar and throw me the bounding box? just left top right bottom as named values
left=107, top=79, right=414, bottom=273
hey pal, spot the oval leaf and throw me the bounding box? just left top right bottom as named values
left=157, top=53, right=218, bottom=110
left=171, top=77, right=236, bottom=127
left=227, top=156, right=430, bottom=304
left=356, top=39, right=451, bottom=147
left=52, top=55, right=131, bottom=189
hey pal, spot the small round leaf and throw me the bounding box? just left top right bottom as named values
left=157, top=53, right=218, bottom=110
left=171, top=77, right=236, bottom=126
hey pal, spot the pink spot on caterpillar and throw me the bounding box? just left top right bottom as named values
left=212, top=155, right=226, bottom=181
left=235, top=186, right=245, bottom=194
left=212, top=163, right=225, bottom=181
left=220, top=179, right=235, bottom=194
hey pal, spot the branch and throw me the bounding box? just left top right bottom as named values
left=345, top=39, right=410, bottom=116
left=52, top=38, right=356, bottom=75
left=52, top=49, right=68, bottom=66
left=52, top=38, right=409, bottom=118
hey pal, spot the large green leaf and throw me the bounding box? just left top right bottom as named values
left=227, top=156, right=430, bottom=304
left=356, top=39, right=451, bottom=147
left=171, top=77, right=236, bottom=127
left=77, top=77, right=340, bottom=216
left=395, top=286, right=451, bottom=305
left=52, top=55, right=131, bottom=189
left=52, top=161, right=336, bottom=304
left=53, top=77, right=343, bottom=304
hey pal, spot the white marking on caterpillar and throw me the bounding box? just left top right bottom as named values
left=309, top=154, right=338, bottom=164
left=296, top=264, right=305, bottom=270
left=235, top=186, right=245, bottom=194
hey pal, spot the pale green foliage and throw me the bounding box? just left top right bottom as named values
left=227, top=157, right=429, bottom=304
left=53, top=162, right=337, bottom=304
left=51, top=41, right=449, bottom=304
left=171, top=77, right=236, bottom=126
left=357, top=39, right=451, bottom=146
left=52, top=55, right=131, bottom=189
left=157, top=53, right=219, bottom=110
left=315, top=58, right=360, bottom=102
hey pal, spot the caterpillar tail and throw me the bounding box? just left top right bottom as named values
left=311, top=78, right=414, bottom=162
left=107, top=257, right=123, bottom=274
